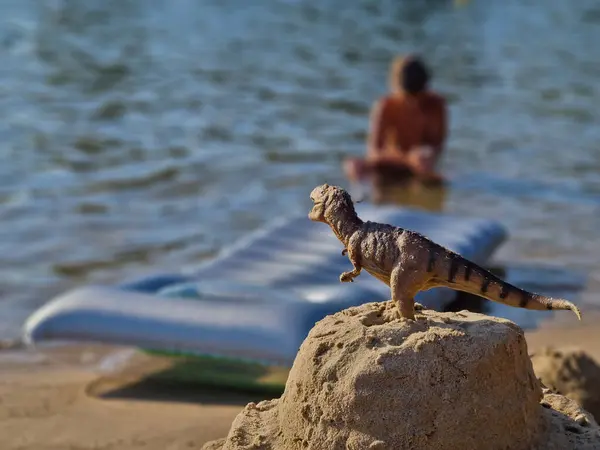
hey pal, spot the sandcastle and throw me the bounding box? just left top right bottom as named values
left=531, top=346, right=600, bottom=422
left=203, top=302, right=600, bottom=450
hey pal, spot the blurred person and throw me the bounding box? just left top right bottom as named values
left=344, top=54, right=448, bottom=184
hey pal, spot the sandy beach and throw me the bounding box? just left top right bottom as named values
left=1, top=0, right=599, bottom=447
left=0, top=344, right=246, bottom=450
left=0, top=311, right=597, bottom=450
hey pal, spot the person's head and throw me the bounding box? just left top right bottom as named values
left=389, top=55, right=431, bottom=95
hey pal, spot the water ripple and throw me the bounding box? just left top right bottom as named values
left=0, top=0, right=599, bottom=337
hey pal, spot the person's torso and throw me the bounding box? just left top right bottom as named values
left=381, top=92, right=441, bottom=153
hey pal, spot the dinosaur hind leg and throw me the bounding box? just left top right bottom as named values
left=390, top=265, right=426, bottom=320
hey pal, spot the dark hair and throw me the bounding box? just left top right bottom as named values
left=400, top=57, right=431, bottom=94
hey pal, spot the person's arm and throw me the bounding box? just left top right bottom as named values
left=429, top=97, right=448, bottom=158
left=406, top=96, right=448, bottom=181
left=366, top=98, right=389, bottom=160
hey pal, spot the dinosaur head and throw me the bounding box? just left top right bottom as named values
left=308, top=184, right=355, bottom=224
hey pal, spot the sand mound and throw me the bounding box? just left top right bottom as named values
left=532, top=346, right=600, bottom=421
left=204, top=302, right=600, bottom=450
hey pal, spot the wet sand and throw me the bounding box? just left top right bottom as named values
left=0, top=312, right=598, bottom=450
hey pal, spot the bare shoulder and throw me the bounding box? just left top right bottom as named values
left=371, top=95, right=395, bottom=113
left=423, top=91, right=447, bottom=109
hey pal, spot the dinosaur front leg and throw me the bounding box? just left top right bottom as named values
left=340, top=248, right=362, bottom=283
left=340, top=263, right=361, bottom=282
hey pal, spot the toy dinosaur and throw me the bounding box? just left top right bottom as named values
left=308, top=183, right=582, bottom=321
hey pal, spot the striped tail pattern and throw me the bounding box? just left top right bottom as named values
left=426, top=247, right=582, bottom=321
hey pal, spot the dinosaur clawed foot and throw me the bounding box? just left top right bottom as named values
left=394, top=300, right=425, bottom=321
left=339, top=272, right=355, bottom=283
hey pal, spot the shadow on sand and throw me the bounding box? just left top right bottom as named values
left=86, top=352, right=288, bottom=406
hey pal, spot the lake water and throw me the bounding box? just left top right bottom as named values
left=1, top=0, right=599, bottom=338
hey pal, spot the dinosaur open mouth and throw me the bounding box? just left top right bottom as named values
left=308, top=201, right=324, bottom=220
left=311, top=200, right=324, bottom=211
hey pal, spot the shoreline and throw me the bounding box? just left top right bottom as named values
left=0, top=310, right=598, bottom=449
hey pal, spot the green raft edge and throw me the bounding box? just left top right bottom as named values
left=140, top=348, right=290, bottom=396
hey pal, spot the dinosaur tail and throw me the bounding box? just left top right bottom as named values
left=434, top=253, right=582, bottom=320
